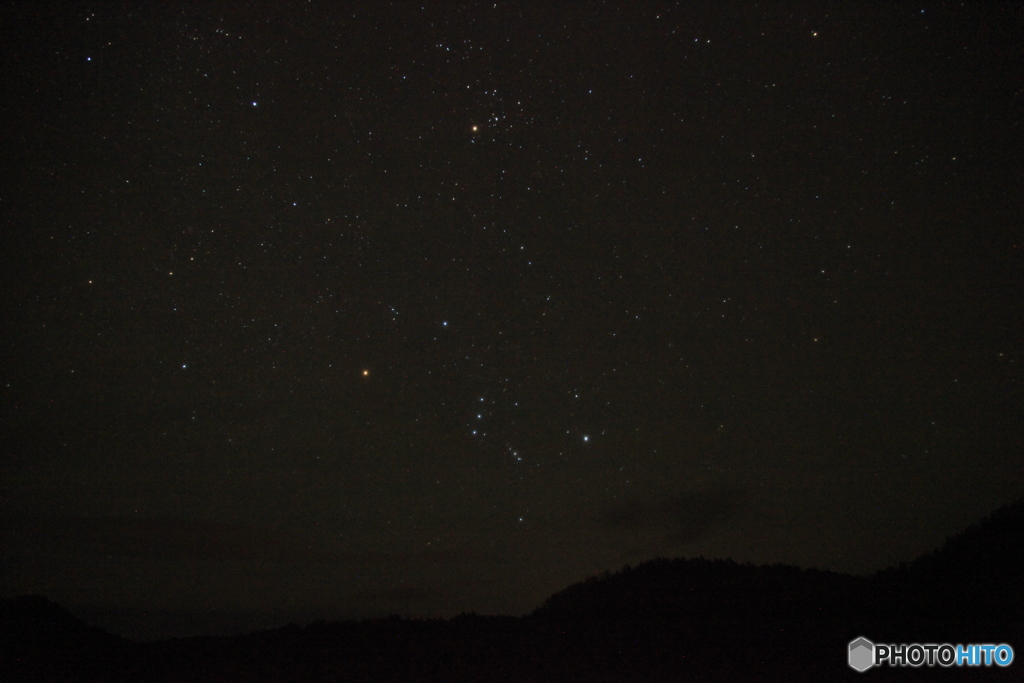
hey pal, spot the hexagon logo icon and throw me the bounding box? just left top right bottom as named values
left=849, top=637, right=875, bottom=672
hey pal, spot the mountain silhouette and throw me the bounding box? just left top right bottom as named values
left=0, top=595, right=129, bottom=680
left=3, top=497, right=1022, bottom=681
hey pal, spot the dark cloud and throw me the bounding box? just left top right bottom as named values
left=70, top=584, right=445, bottom=640
left=597, top=487, right=749, bottom=546
left=68, top=604, right=313, bottom=642
left=0, top=516, right=326, bottom=563
left=0, top=516, right=510, bottom=567
left=359, top=585, right=435, bottom=603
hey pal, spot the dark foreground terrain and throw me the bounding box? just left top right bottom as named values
left=3, top=498, right=1022, bottom=681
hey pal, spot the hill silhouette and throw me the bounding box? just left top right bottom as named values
left=3, top=497, right=1022, bottom=681
left=0, top=595, right=130, bottom=680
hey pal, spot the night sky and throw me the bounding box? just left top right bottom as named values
left=2, top=3, right=1022, bottom=640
